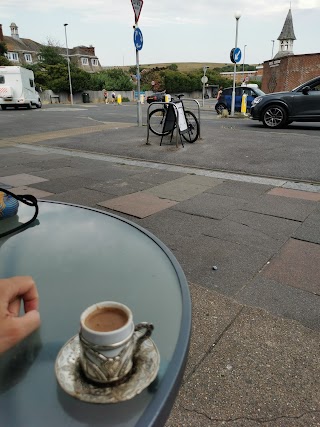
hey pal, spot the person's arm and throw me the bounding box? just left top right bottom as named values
left=0, top=276, right=40, bottom=354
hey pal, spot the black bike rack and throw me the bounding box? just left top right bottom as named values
left=146, top=99, right=201, bottom=147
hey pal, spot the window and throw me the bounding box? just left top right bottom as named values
left=29, top=79, right=34, bottom=88
left=6, top=52, right=19, bottom=61
left=0, top=76, right=4, bottom=84
left=81, top=57, right=89, bottom=65
left=223, top=88, right=232, bottom=96
left=24, top=53, right=32, bottom=63
left=91, top=59, right=98, bottom=66
left=311, top=82, right=320, bottom=91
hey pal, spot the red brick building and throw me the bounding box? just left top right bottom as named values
left=262, top=53, right=320, bottom=93
left=261, top=8, right=320, bottom=93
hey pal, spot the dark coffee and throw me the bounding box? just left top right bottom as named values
left=85, top=307, right=128, bottom=332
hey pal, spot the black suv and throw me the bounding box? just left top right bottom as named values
left=250, top=76, right=320, bottom=128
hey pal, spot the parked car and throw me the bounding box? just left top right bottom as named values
left=215, top=85, right=265, bottom=114
left=146, top=92, right=171, bottom=104
left=250, top=76, right=320, bottom=128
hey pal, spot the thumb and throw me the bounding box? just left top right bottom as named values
left=14, top=310, right=41, bottom=342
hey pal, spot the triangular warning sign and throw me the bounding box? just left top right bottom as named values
left=131, top=0, right=143, bottom=23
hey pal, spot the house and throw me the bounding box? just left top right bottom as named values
left=0, top=23, right=102, bottom=72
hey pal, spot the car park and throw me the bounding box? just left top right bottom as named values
left=250, top=76, right=320, bottom=128
left=215, top=85, right=265, bottom=114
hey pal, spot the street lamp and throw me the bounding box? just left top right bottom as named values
left=64, top=23, right=73, bottom=105
left=202, top=66, right=209, bottom=107
left=231, top=11, right=241, bottom=117
left=271, top=40, right=275, bottom=59
left=242, top=44, right=247, bottom=82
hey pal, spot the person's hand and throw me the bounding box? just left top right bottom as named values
left=0, top=276, right=40, bottom=354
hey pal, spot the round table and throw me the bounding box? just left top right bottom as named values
left=0, top=201, right=191, bottom=427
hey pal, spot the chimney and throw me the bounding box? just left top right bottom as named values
left=10, top=22, right=19, bottom=39
left=0, top=24, right=3, bottom=42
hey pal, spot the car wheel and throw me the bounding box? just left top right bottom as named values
left=262, top=105, right=288, bottom=128
left=215, top=103, right=227, bottom=115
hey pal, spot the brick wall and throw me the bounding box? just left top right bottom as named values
left=262, top=53, right=320, bottom=93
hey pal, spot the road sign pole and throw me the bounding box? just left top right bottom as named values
left=231, top=15, right=241, bottom=117
left=131, top=1, right=144, bottom=127
left=136, top=48, right=142, bottom=127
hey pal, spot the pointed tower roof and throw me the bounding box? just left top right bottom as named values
left=278, top=9, right=296, bottom=40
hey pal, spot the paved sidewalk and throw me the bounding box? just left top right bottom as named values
left=0, top=141, right=319, bottom=426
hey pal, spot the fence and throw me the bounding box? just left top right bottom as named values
left=40, top=90, right=209, bottom=105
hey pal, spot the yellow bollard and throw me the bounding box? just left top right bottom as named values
left=165, top=94, right=170, bottom=103
left=117, top=94, right=122, bottom=105
left=241, top=94, right=247, bottom=114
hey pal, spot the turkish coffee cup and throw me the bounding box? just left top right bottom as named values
left=79, top=301, right=153, bottom=384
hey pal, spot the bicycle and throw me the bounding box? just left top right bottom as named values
left=148, top=94, right=199, bottom=143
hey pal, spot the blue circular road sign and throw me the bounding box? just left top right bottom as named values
left=233, top=47, right=242, bottom=63
left=134, top=28, right=143, bottom=51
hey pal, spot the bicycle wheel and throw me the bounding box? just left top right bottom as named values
left=182, top=111, right=199, bottom=143
left=149, top=108, right=171, bottom=136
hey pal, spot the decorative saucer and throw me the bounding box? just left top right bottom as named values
left=55, top=335, right=160, bottom=403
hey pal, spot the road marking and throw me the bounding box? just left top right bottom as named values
left=0, top=123, right=134, bottom=144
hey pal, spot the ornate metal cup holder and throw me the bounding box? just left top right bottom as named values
left=55, top=335, right=160, bottom=403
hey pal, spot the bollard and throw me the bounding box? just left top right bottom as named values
left=140, top=94, right=144, bottom=104
left=117, top=94, right=122, bottom=105
left=241, top=94, right=247, bottom=114
left=165, top=94, right=170, bottom=103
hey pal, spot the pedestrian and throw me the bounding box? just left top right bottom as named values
left=103, top=89, right=109, bottom=104
left=216, top=87, right=223, bottom=100
left=111, top=91, right=116, bottom=104
left=0, top=276, right=40, bottom=354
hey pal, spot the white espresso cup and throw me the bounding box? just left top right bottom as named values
left=79, top=301, right=153, bottom=384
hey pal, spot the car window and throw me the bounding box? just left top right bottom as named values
left=243, top=88, right=255, bottom=96
left=223, top=88, right=232, bottom=96
left=310, top=82, right=320, bottom=91
left=254, top=88, right=265, bottom=96
left=235, top=87, right=243, bottom=96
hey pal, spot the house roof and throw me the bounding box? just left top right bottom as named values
left=277, top=9, right=296, bottom=41
left=3, top=35, right=42, bottom=52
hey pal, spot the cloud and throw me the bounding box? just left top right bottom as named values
left=2, top=0, right=320, bottom=26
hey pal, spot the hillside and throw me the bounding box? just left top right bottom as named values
left=106, top=62, right=229, bottom=72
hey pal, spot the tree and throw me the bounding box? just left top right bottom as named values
left=0, top=41, right=11, bottom=66
left=26, top=44, right=96, bottom=93
left=168, top=63, right=178, bottom=71
left=100, top=68, right=134, bottom=91
left=38, top=44, right=65, bottom=65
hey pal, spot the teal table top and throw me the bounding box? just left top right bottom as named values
left=0, top=201, right=191, bottom=427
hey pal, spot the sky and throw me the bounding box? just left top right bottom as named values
left=1, top=1, right=320, bottom=68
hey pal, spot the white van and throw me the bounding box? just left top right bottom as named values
left=0, top=66, right=42, bottom=110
